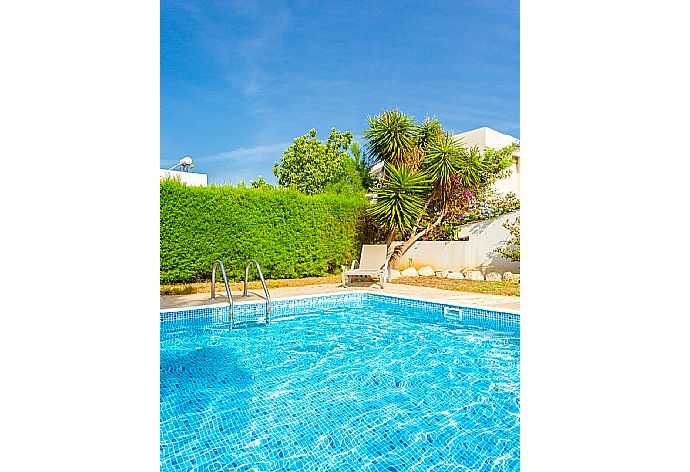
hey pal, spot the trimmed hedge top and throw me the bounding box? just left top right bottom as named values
left=160, top=180, right=367, bottom=284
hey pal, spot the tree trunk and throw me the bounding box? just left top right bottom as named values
left=388, top=211, right=446, bottom=267
left=388, top=229, right=427, bottom=267
left=385, top=227, right=397, bottom=247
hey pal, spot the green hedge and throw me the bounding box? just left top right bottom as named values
left=160, top=180, right=368, bottom=284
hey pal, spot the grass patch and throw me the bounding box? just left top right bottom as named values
left=160, top=284, right=197, bottom=295
left=391, top=277, right=520, bottom=296
left=160, top=275, right=342, bottom=296
left=160, top=274, right=519, bottom=297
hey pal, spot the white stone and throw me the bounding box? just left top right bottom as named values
left=401, top=267, right=419, bottom=277
left=503, top=272, right=520, bottom=283
left=485, top=272, right=502, bottom=282
left=435, top=270, right=449, bottom=278
left=418, top=266, right=435, bottom=276
left=388, top=269, right=401, bottom=280
left=464, top=270, right=485, bottom=281
left=446, top=271, right=465, bottom=279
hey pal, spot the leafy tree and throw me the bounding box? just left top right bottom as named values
left=273, top=128, right=354, bottom=195
left=494, top=216, right=520, bottom=261
left=364, top=109, right=515, bottom=264
left=250, top=175, right=275, bottom=189
left=324, top=154, right=365, bottom=195
left=348, top=141, right=376, bottom=190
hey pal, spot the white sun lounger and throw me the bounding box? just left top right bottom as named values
left=342, top=244, right=388, bottom=289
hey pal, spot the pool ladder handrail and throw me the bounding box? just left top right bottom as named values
left=211, top=259, right=235, bottom=329
left=244, top=259, right=271, bottom=322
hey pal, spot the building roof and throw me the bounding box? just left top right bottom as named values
left=370, top=161, right=385, bottom=174
left=452, top=127, right=519, bottom=151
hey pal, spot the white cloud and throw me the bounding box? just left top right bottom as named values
left=199, top=142, right=288, bottom=164
left=196, top=142, right=290, bottom=185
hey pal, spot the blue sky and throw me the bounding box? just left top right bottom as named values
left=161, top=0, right=519, bottom=184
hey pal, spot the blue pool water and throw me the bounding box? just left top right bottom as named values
left=161, top=295, right=519, bottom=471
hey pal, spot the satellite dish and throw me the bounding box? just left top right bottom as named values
left=168, top=155, right=195, bottom=172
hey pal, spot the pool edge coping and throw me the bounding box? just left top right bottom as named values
left=160, top=290, right=520, bottom=316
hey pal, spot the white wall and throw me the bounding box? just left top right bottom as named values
left=493, top=162, right=520, bottom=196
left=391, top=240, right=470, bottom=271
left=160, top=169, right=208, bottom=187
left=456, top=211, right=520, bottom=273
left=391, top=211, right=520, bottom=274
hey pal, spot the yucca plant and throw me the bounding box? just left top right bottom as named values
left=454, top=145, right=488, bottom=188
left=368, top=163, right=431, bottom=233
left=416, top=117, right=443, bottom=151
left=362, top=108, right=514, bottom=265
left=363, top=110, right=417, bottom=167
left=423, top=133, right=465, bottom=199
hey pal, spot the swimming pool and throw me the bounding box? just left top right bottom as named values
left=161, top=293, right=520, bottom=471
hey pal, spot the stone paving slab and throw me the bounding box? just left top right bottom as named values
left=160, top=282, right=520, bottom=312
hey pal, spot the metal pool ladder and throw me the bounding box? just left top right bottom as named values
left=244, top=259, right=272, bottom=323
left=211, top=259, right=235, bottom=328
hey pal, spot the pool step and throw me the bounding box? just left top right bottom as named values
left=206, top=311, right=270, bottom=331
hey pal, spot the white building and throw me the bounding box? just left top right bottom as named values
left=369, top=126, right=520, bottom=196
left=159, top=169, right=208, bottom=187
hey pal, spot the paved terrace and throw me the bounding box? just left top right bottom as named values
left=160, top=281, right=520, bottom=312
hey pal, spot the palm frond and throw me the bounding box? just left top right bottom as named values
left=368, top=163, right=431, bottom=232
left=454, top=145, right=487, bottom=189
left=424, top=133, right=465, bottom=188
left=416, top=117, right=443, bottom=151
left=363, top=110, right=417, bottom=166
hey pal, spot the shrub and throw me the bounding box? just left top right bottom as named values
left=494, top=216, right=520, bottom=262
left=459, top=191, right=520, bottom=224
left=424, top=191, right=520, bottom=241
left=160, top=180, right=367, bottom=283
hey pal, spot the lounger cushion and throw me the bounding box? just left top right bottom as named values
left=358, top=245, right=388, bottom=270
left=344, top=269, right=385, bottom=276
